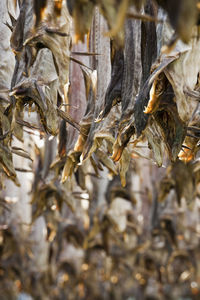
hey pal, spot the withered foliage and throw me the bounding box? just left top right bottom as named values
left=0, top=0, right=200, bottom=299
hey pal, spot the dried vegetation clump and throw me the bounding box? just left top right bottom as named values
left=0, top=0, right=200, bottom=299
